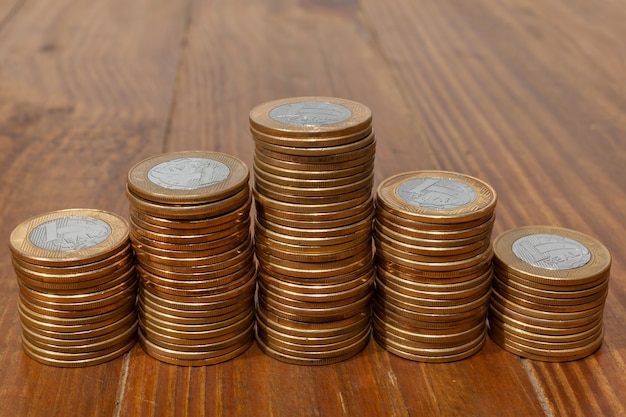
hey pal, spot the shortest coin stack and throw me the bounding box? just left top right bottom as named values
left=489, top=226, right=611, bottom=362
left=373, top=171, right=497, bottom=362
left=9, top=209, right=137, bottom=367
left=127, top=151, right=256, bottom=366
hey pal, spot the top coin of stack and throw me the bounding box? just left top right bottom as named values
left=489, top=226, right=611, bottom=362
left=373, top=171, right=497, bottom=362
left=9, top=209, right=137, bottom=367
left=250, top=97, right=376, bottom=365
left=126, top=151, right=256, bottom=366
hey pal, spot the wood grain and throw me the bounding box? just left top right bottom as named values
left=1, top=0, right=625, bottom=416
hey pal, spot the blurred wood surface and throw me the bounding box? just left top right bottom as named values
left=1, top=0, right=625, bottom=416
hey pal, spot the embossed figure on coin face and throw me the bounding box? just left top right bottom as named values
left=396, top=178, right=477, bottom=209
left=29, top=217, right=112, bottom=252
left=269, top=102, right=352, bottom=126
left=147, top=158, right=230, bottom=190
left=512, top=234, right=592, bottom=270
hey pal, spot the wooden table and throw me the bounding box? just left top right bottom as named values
left=1, top=0, right=625, bottom=415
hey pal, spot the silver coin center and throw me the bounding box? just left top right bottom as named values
left=512, top=234, right=591, bottom=270
left=269, top=102, right=352, bottom=126
left=396, top=178, right=477, bottom=209
left=148, top=158, right=230, bottom=190
left=29, top=217, right=112, bottom=252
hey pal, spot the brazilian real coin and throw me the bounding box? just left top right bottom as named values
left=10, top=209, right=130, bottom=267
left=376, top=171, right=497, bottom=224
left=249, top=97, right=372, bottom=144
left=127, top=151, right=249, bottom=205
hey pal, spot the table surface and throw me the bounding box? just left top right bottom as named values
left=1, top=0, right=625, bottom=416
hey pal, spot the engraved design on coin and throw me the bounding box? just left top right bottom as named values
left=29, top=217, right=112, bottom=252
left=512, top=234, right=591, bottom=270
left=396, top=178, right=477, bottom=209
left=269, top=102, right=352, bottom=126
left=148, top=158, right=230, bottom=189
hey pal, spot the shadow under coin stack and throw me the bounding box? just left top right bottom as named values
left=250, top=97, right=375, bottom=365
left=489, top=226, right=610, bottom=361
left=373, top=171, right=497, bottom=362
left=9, top=209, right=137, bottom=367
left=126, top=151, right=256, bottom=366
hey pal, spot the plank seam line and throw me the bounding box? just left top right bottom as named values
left=113, top=352, right=132, bottom=417
left=162, top=0, right=194, bottom=152
left=521, top=359, right=554, bottom=417
left=0, top=0, right=27, bottom=35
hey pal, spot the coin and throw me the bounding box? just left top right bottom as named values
left=493, top=226, right=611, bottom=286
left=376, top=171, right=497, bottom=224
left=10, top=209, right=130, bottom=267
left=127, top=151, right=249, bottom=205
left=249, top=97, right=372, bottom=141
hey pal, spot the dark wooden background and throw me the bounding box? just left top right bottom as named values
left=1, top=0, right=625, bottom=416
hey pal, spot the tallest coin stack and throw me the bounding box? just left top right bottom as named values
left=250, top=97, right=376, bottom=365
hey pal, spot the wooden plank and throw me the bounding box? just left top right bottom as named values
left=0, top=0, right=188, bottom=415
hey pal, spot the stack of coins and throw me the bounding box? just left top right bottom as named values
left=9, top=209, right=137, bottom=367
left=489, top=226, right=610, bottom=361
left=373, top=171, right=497, bottom=362
left=250, top=97, right=375, bottom=365
left=126, top=151, right=256, bottom=365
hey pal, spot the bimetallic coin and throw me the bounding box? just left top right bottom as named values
left=377, top=171, right=497, bottom=224
left=249, top=97, right=372, bottom=140
left=493, top=226, right=611, bottom=286
left=127, top=151, right=249, bottom=205
left=10, top=209, right=130, bottom=267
